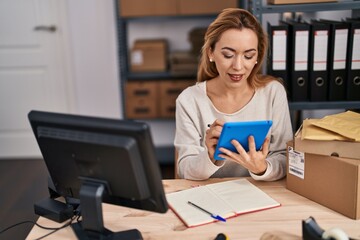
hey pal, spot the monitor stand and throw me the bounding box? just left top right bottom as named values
left=71, top=181, right=143, bottom=240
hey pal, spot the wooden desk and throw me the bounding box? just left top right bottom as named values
left=27, top=178, right=360, bottom=240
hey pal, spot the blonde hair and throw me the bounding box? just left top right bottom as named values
left=197, top=8, right=273, bottom=88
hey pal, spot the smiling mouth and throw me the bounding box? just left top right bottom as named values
left=229, top=74, right=243, bottom=81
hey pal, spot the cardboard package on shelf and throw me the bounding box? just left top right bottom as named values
left=119, top=0, right=177, bottom=17
left=158, top=80, right=194, bottom=118
left=125, top=81, right=158, bottom=119
left=268, top=0, right=336, bottom=4
left=130, top=39, right=168, bottom=73
left=169, top=51, right=198, bottom=76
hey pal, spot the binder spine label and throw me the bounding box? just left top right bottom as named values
left=272, top=30, right=287, bottom=70
left=333, top=29, right=348, bottom=70
left=352, top=29, right=360, bottom=70
left=313, top=30, right=328, bottom=71
left=295, top=31, right=309, bottom=71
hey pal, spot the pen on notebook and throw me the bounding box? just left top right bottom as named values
left=187, top=201, right=226, bottom=222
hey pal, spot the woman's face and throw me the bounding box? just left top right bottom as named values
left=209, top=28, right=258, bottom=88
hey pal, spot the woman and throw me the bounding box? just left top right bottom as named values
left=174, top=8, right=293, bottom=181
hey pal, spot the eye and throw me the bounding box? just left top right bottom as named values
left=244, top=55, right=254, bottom=60
left=223, top=54, right=233, bottom=59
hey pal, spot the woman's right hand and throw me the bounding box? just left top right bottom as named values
left=205, top=119, right=225, bottom=164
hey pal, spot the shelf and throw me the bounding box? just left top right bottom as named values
left=250, top=0, right=360, bottom=22
left=122, top=14, right=218, bottom=22
left=289, top=101, right=360, bottom=110
left=127, top=72, right=196, bottom=80
left=249, top=0, right=360, bottom=112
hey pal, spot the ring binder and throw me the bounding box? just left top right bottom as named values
left=282, top=20, right=310, bottom=102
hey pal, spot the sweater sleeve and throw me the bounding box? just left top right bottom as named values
left=250, top=83, right=293, bottom=181
left=174, top=91, right=221, bottom=180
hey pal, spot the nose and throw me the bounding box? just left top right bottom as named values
left=232, top=56, right=243, bottom=70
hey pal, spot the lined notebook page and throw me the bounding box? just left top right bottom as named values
left=206, top=179, right=280, bottom=214
left=166, top=185, right=233, bottom=227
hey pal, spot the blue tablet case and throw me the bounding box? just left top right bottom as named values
left=214, top=120, right=273, bottom=160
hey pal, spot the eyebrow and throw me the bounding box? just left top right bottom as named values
left=221, top=47, right=257, bottom=53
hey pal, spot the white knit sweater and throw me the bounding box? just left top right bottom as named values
left=174, top=80, right=293, bottom=181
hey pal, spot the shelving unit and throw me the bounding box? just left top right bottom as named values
left=250, top=0, right=360, bottom=23
left=116, top=0, right=247, bottom=92
left=117, top=15, right=219, bottom=84
left=115, top=1, right=245, bottom=165
left=248, top=0, right=360, bottom=117
left=115, top=0, right=360, bottom=163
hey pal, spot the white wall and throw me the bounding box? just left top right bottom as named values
left=66, top=0, right=122, bottom=119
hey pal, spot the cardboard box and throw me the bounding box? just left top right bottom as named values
left=169, top=51, right=198, bottom=75
left=126, top=81, right=158, bottom=99
left=119, top=0, right=177, bottom=17
left=130, top=39, right=168, bottom=72
left=178, top=0, right=237, bottom=15
left=158, top=80, right=194, bottom=118
left=268, top=0, right=336, bottom=4
left=126, top=98, right=158, bottom=119
left=125, top=81, right=158, bottom=119
left=295, top=128, right=360, bottom=160
left=287, top=142, right=360, bottom=219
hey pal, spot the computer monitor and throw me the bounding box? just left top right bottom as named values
left=28, top=110, right=168, bottom=240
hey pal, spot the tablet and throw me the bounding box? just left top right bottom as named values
left=213, top=120, right=273, bottom=160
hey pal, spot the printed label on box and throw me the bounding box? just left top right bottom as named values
left=131, top=50, right=144, bottom=65
left=288, top=146, right=305, bottom=179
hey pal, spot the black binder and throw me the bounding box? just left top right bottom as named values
left=267, top=22, right=289, bottom=94
left=345, top=18, right=360, bottom=101
left=318, top=19, right=350, bottom=101
left=308, top=20, right=330, bottom=101
left=282, top=20, right=310, bottom=102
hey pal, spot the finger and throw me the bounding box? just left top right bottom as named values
left=206, top=138, right=218, bottom=148
left=214, top=119, right=225, bottom=127
left=230, top=139, right=247, bottom=156
left=261, top=137, right=270, bottom=155
left=218, top=147, right=235, bottom=159
left=248, top=135, right=256, bottom=152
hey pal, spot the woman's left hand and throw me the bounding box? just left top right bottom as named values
left=217, top=136, right=270, bottom=175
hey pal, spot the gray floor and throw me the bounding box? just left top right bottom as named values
left=0, top=159, right=174, bottom=240
left=0, top=159, right=49, bottom=240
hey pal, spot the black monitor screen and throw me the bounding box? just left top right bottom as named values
left=28, top=110, right=168, bottom=239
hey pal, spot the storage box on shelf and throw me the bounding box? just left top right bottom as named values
left=119, top=0, right=177, bottom=17
left=130, top=39, right=168, bottom=73
left=178, top=0, right=237, bottom=15
left=159, top=80, right=194, bottom=118
left=125, top=80, right=194, bottom=119
left=119, top=0, right=237, bottom=17
left=268, top=0, right=337, bottom=4
left=125, top=81, right=158, bottom=119
left=169, top=51, right=198, bottom=75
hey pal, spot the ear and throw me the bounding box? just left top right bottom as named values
left=207, top=48, right=214, bottom=62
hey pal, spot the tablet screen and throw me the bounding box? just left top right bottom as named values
left=213, top=120, right=273, bottom=161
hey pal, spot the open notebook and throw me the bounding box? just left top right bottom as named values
left=166, top=179, right=280, bottom=227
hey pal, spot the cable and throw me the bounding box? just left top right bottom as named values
left=0, top=214, right=78, bottom=239
left=33, top=216, right=75, bottom=240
